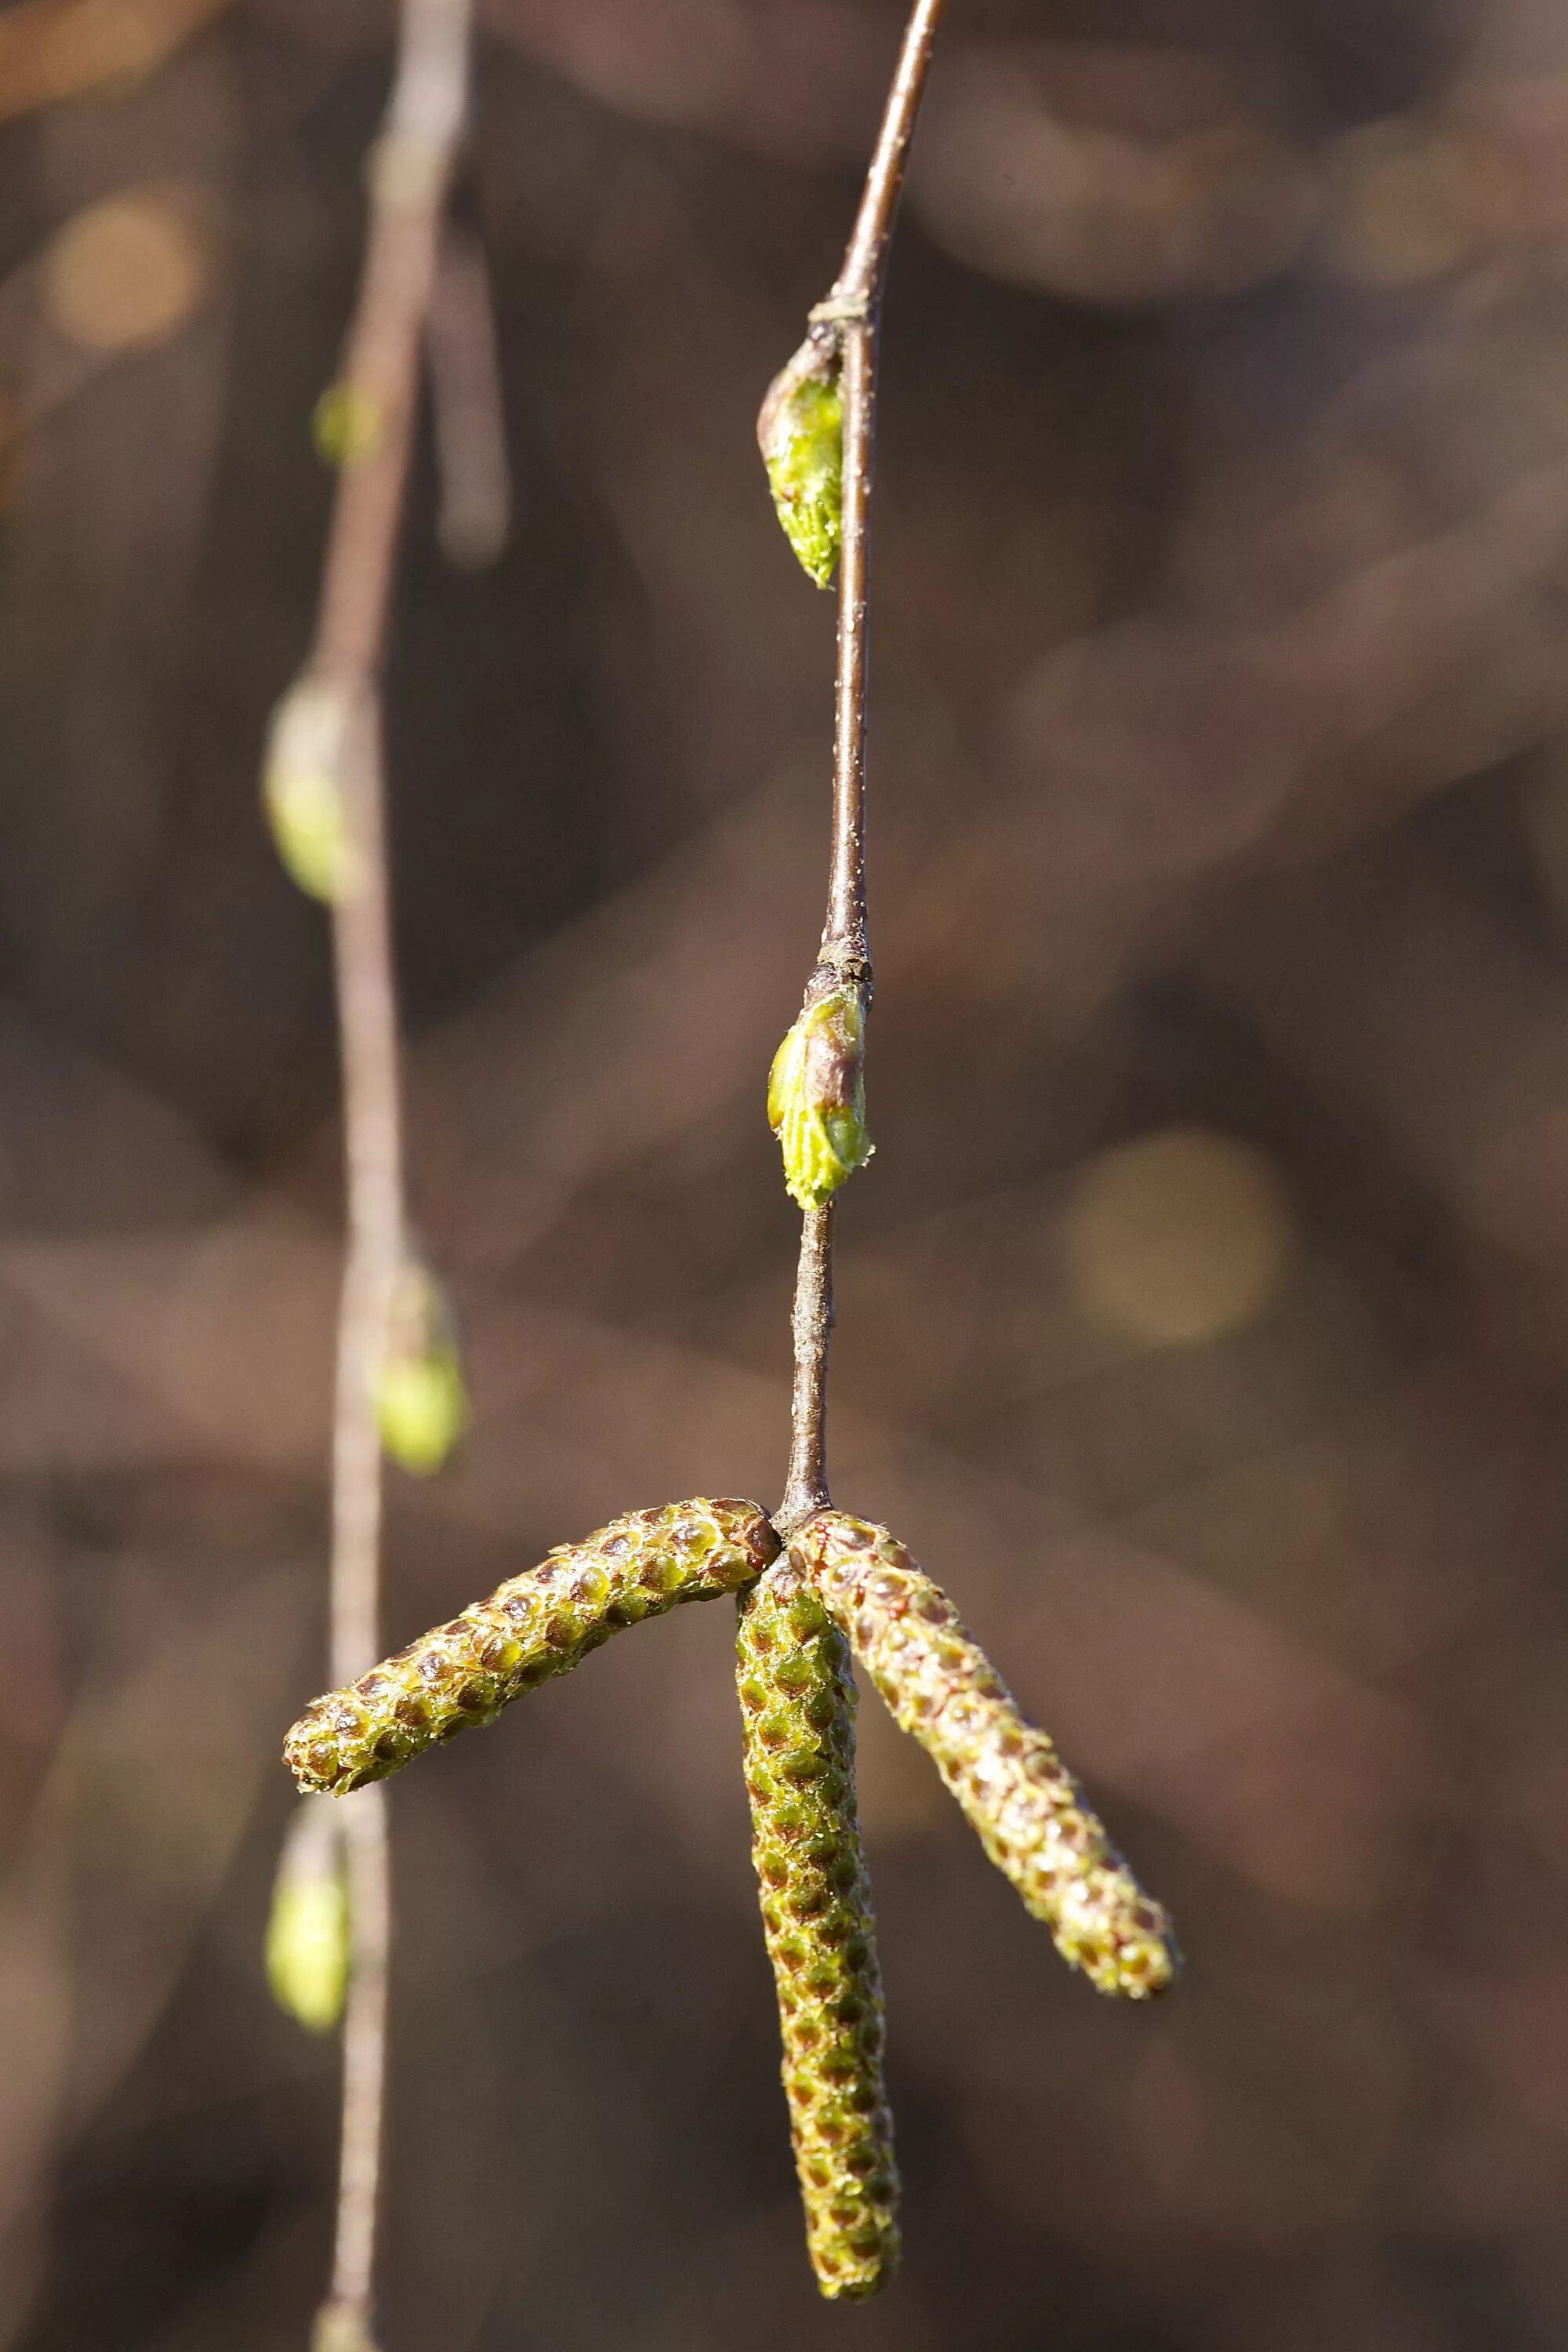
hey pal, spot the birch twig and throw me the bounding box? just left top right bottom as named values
left=771, top=0, right=948, bottom=1532
left=275, top=0, right=474, bottom=2341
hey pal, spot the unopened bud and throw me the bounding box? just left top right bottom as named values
left=312, top=382, right=384, bottom=469
left=758, top=348, right=842, bottom=590
left=768, top=984, right=872, bottom=1211
left=266, top=1797, right=350, bottom=2032
left=262, top=679, right=359, bottom=904
left=375, top=1256, right=470, bottom=1476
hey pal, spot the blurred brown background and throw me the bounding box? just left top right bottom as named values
left=2, top=0, right=1568, bottom=2344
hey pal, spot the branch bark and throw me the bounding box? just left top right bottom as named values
left=777, top=0, right=946, bottom=1534
left=299, top=0, right=474, bottom=2341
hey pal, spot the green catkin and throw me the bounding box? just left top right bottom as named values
left=789, top=1512, right=1181, bottom=2001
left=736, top=1559, right=898, bottom=2301
left=285, top=1499, right=779, bottom=1795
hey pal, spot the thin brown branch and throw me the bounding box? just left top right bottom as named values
left=778, top=0, right=946, bottom=1533
left=302, top=0, right=474, bottom=2342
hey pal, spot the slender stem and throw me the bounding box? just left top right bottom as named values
left=307, top=0, right=472, bottom=2339
left=836, top=0, right=947, bottom=311
left=779, top=0, right=946, bottom=1531
left=779, top=1205, right=836, bottom=1530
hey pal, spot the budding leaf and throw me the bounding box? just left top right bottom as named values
left=768, top=985, right=872, bottom=1211
left=267, top=1798, right=350, bottom=2032
left=374, top=1257, right=470, bottom=1476
left=759, top=365, right=842, bottom=589
left=263, top=680, right=358, bottom=904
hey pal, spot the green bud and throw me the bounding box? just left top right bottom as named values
left=375, top=1258, right=470, bottom=1476
left=758, top=351, right=842, bottom=589
left=737, top=1562, right=898, bottom=2299
left=262, top=679, right=358, bottom=904
left=312, top=382, right=384, bottom=469
left=266, top=1797, right=350, bottom=2032
left=768, top=985, right=872, bottom=1212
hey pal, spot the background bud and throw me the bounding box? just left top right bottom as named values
left=266, top=1796, right=350, bottom=2033
left=262, top=678, right=359, bottom=904
left=375, top=1256, right=470, bottom=1475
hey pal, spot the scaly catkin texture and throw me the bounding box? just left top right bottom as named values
left=285, top=1500, right=779, bottom=1795
left=737, top=1559, right=898, bottom=2299
left=789, top=1512, right=1180, bottom=2000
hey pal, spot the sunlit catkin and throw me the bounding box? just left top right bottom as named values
left=736, top=1559, right=898, bottom=2299
left=286, top=1500, right=779, bottom=1795
left=789, top=1512, right=1180, bottom=2000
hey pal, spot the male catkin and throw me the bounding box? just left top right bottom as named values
left=789, top=1512, right=1180, bottom=2000
left=736, top=1559, right=898, bottom=2299
left=285, top=1499, right=779, bottom=1795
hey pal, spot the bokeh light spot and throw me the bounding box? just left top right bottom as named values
left=40, top=188, right=208, bottom=354
left=1062, top=1125, right=1296, bottom=1347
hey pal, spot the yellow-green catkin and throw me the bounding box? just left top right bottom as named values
left=789, top=1512, right=1180, bottom=2001
left=285, top=1499, right=780, bottom=1795
left=736, top=1558, right=898, bottom=2300
left=375, top=1256, right=469, bottom=1475
left=262, top=677, right=358, bottom=904
left=757, top=354, right=843, bottom=588
left=768, top=984, right=872, bottom=1212
left=266, top=1795, right=350, bottom=2032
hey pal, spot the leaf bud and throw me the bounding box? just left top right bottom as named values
left=266, top=1796, right=350, bottom=2033
left=262, top=677, right=360, bottom=905
left=768, top=983, right=872, bottom=1211
left=758, top=344, right=843, bottom=590
left=375, top=1254, right=470, bottom=1477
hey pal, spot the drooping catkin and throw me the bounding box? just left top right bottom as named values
left=789, top=1512, right=1180, bottom=2000
left=736, top=1558, right=898, bottom=2300
left=286, top=1499, right=779, bottom=1795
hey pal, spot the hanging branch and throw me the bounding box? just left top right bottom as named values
left=763, top=0, right=948, bottom=1532
left=263, top=2, right=473, bottom=2346
left=279, top=0, right=1182, bottom=2314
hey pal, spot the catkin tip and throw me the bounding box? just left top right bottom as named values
left=788, top=1510, right=1181, bottom=2000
